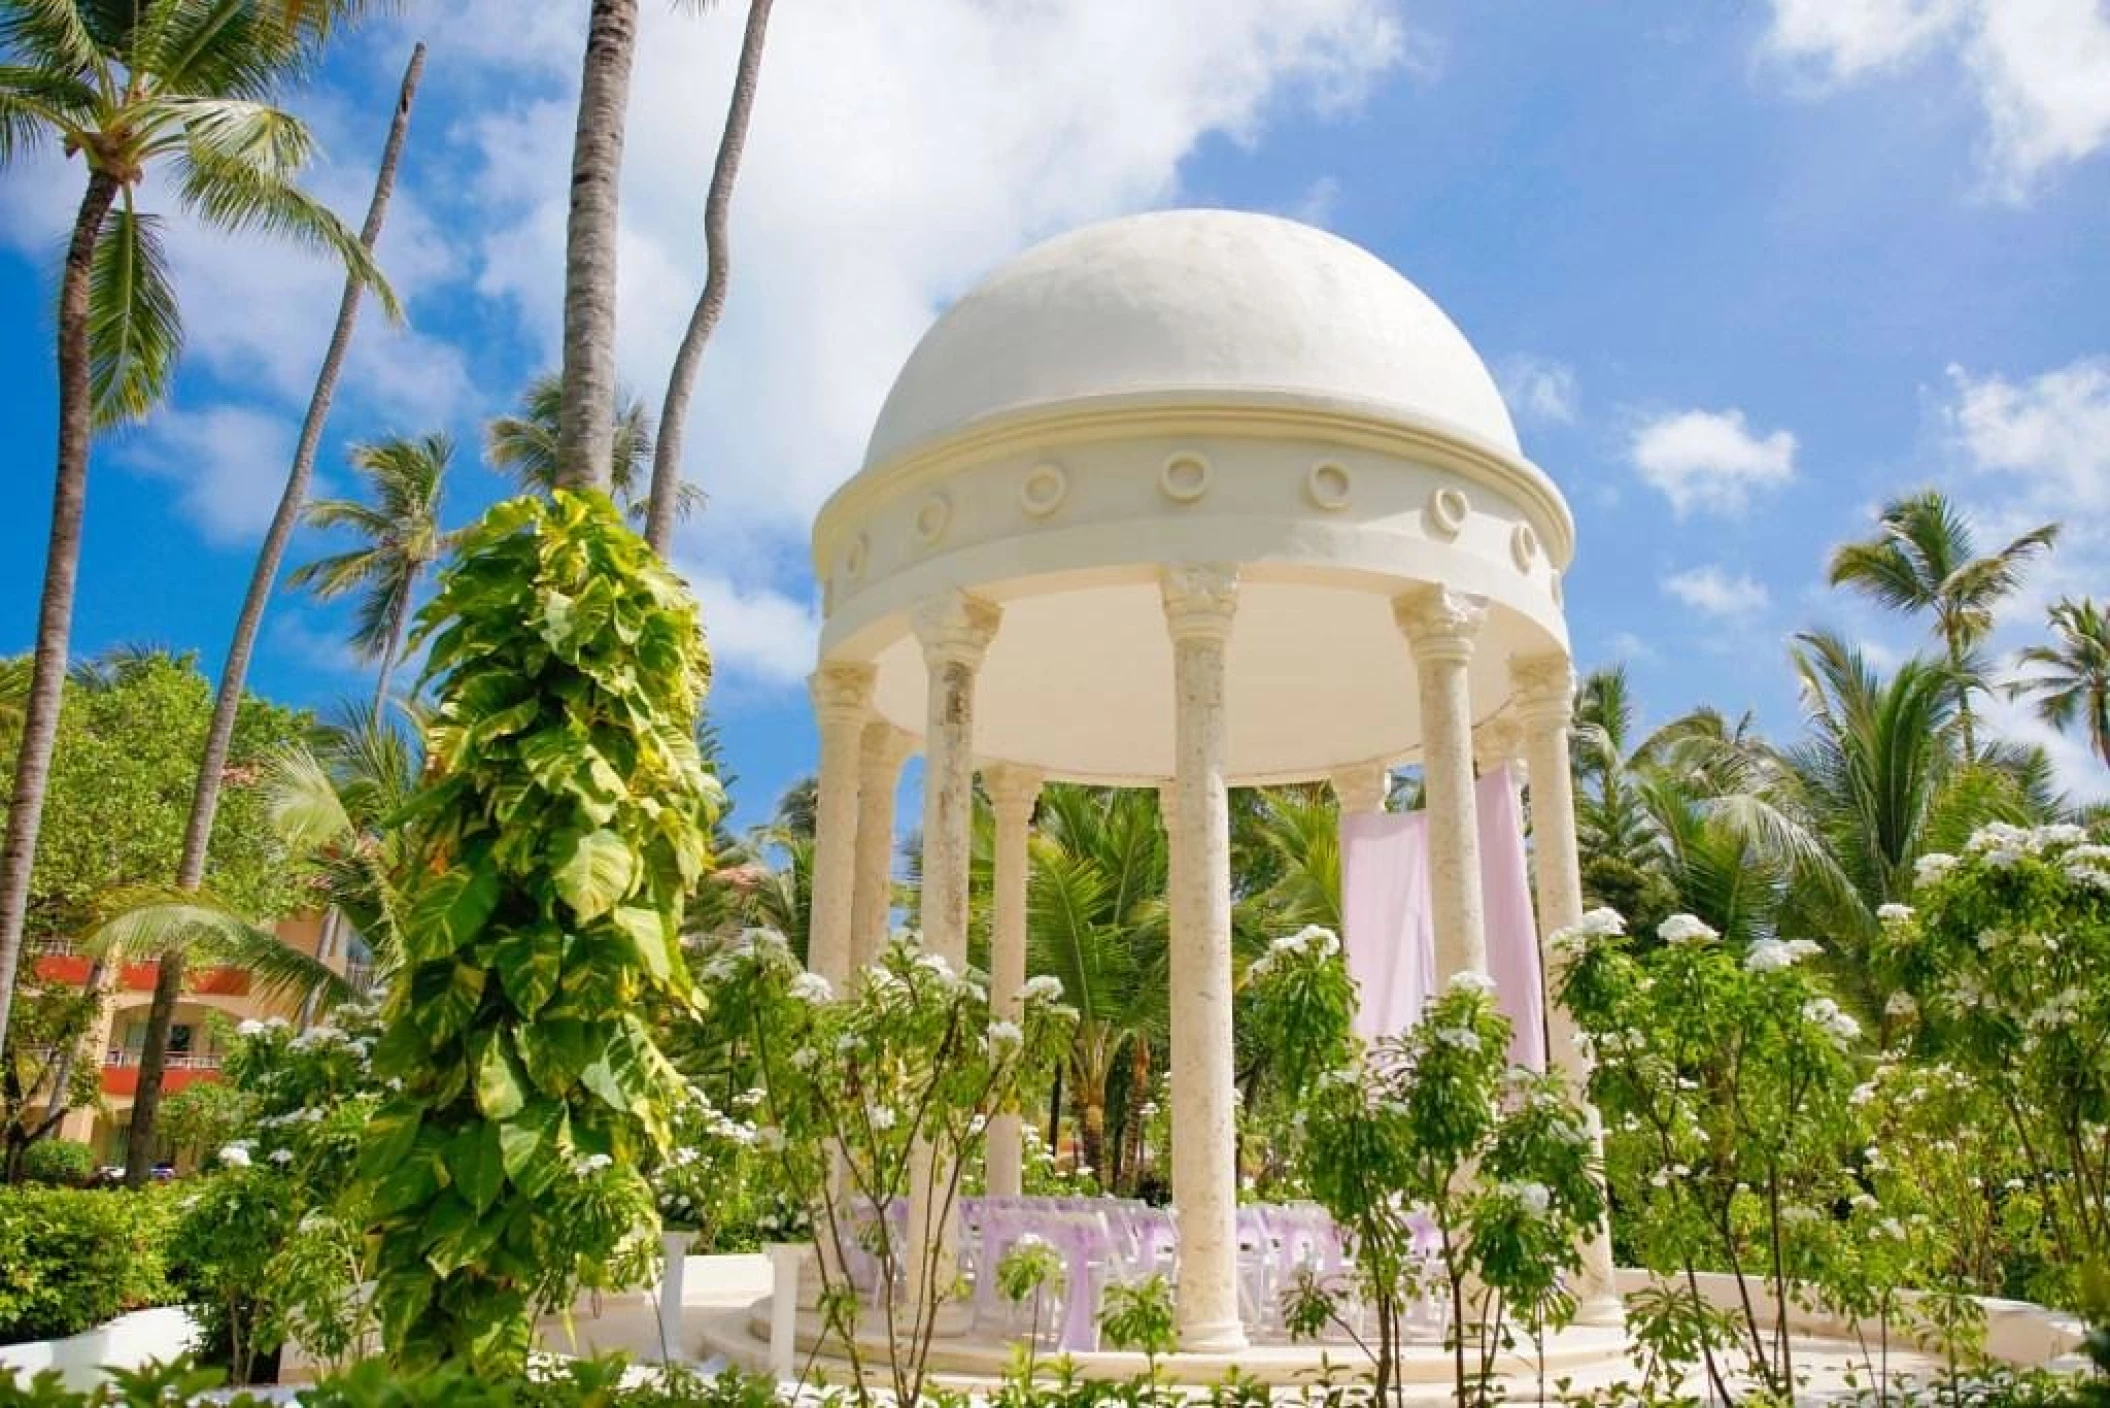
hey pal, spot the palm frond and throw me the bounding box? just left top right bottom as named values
left=87, top=202, right=181, bottom=425
left=87, top=889, right=351, bottom=1006
left=174, top=148, right=401, bottom=321
left=0, top=0, right=106, bottom=74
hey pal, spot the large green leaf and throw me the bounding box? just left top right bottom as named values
left=491, top=927, right=562, bottom=1016
left=552, top=828, right=634, bottom=922
left=475, top=1036, right=528, bottom=1120
left=404, top=862, right=499, bottom=963
left=606, top=904, right=673, bottom=984
left=496, top=1098, right=567, bottom=1198
left=410, top=959, right=487, bottom=1043
left=369, top=1144, right=444, bottom=1218
left=446, top=1122, right=506, bottom=1214
left=358, top=1100, right=423, bottom=1181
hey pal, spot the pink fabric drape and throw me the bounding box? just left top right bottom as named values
left=1477, top=765, right=1546, bottom=1071
left=1340, top=811, right=1435, bottom=1043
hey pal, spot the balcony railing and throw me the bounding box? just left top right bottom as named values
left=104, top=1049, right=221, bottom=1071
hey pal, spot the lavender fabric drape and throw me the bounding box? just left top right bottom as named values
left=1477, top=764, right=1546, bottom=1071
left=1340, top=810, right=1435, bottom=1042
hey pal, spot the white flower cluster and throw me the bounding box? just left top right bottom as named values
left=1800, top=997, right=1861, bottom=1047
left=1248, top=926, right=1341, bottom=980
left=1550, top=907, right=1626, bottom=957
left=1431, top=1026, right=1481, bottom=1054
left=235, top=1017, right=290, bottom=1038
left=2063, top=844, right=2110, bottom=892
left=1657, top=914, right=1718, bottom=946
left=788, top=972, right=834, bottom=1004
left=2025, top=987, right=2084, bottom=1033
left=988, top=1019, right=1024, bottom=1052
left=1884, top=990, right=1919, bottom=1020
left=1743, top=937, right=1822, bottom=973
left=1500, top=1180, right=1553, bottom=1220
left=1876, top=903, right=1914, bottom=924
left=1018, top=974, right=1065, bottom=1005
left=1914, top=853, right=1959, bottom=886
left=571, top=1152, right=615, bottom=1177
left=1448, top=970, right=1497, bottom=996
left=218, top=1142, right=253, bottom=1168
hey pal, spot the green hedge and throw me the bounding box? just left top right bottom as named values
left=0, top=1186, right=178, bottom=1344
left=19, top=1140, right=96, bottom=1188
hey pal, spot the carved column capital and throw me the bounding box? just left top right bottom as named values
left=1330, top=765, right=1391, bottom=816
left=858, top=720, right=913, bottom=777
left=982, top=763, right=1045, bottom=820
left=809, top=661, right=876, bottom=726
left=1474, top=715, right=1525, bottom=772
left=1394, top=585, right=1487, bottom=666
left=1160, top=564, right=1240, bottom=644
left=912, top=590, right=1001, bottom=671
left=1511, top=651, right=1577, bottom=730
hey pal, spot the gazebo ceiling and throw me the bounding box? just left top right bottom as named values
left=812, top=209, right=1577, bottom=785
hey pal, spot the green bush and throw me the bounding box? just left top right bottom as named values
left=18, top=1139, right=95, bottom=1188
left=0, top=1186, right=177, bottom=1344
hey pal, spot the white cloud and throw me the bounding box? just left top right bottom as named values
left=1498, top=355, right=1579, bottom=426
left=1762, top=0, right=2110, bottom=199
left=675, top=565, right=822, bottom=689
left=1286, top=175, right=1343, bottom=227
left=436, top=0, right=1413, bottom=550
left=1604, top=630, right=1659, bottom=664
left=120, top=404, right=304, bottom=547
left=1662, top=566, right=1771, bottom=618
left=1934, top=355, right=2110, bottom=800
left=1629, top=408, right=1797, bottom=516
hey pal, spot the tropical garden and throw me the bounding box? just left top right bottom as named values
left=2, top=1, right=2110, bottom=1406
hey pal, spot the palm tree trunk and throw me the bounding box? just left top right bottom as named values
left=557, top=0, right=638, bottom=494
left=0, top=170, right=120, bottom=1060
left=367, top=586, right=414, bottom=727
left=123, top=950, right=185, bottom=1186
left=1947, top=625, right=1977, bottom=761
left=124, top=49, right=426, bottom=1184
left=1080, top=1095, right=1106, bottom=1189
left=645, top=0, right=773, bottom=555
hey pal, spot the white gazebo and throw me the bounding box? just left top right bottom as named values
left=802, top=208, right=1617, bottom=1351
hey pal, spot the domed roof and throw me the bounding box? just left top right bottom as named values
left=863, top=208, right=1520, bottom=467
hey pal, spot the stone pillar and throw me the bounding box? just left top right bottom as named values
left=807, top=663, right=874, bottom=990
left=1514, top=651, right=1623, bottom=1326
left=1396, top=586, right=1489, bottom=982
left=906, top=591, right=1000, bottom=1323
left=1160, top=564, right=1247, bottom=1353
left=1330, top=764, right=1390, bottom=817
left=849, top=722, right=912, bottom=978
left=1473, top=715, right=1524, bottom=777
left=982, top=763, right=1043, bottom=1199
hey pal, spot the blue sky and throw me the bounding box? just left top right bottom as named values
left=3, top=0, right=2107, bottom=826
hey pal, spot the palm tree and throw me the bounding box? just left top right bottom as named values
left=487, top=371, right=697, bottom=521
left=1023, top=785, right=1169, bottom=1187
left=2013, top=598, right=2110, bottom=769
left=0, top=0, right=395, bottom=1062
left=646, top=0, right=774, bottom=553
left=557, top=0, right=640, bottom=493
left=1827, top=491, right=2058, bottom=758
left=288, top=433, right=452, bottom=721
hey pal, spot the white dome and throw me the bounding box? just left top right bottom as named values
left=863, top=208, right=1520, bottom=468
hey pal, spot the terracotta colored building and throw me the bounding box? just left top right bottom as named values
left=31, top=913, right=350, bottom=1165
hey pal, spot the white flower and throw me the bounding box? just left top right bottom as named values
left=579, top=1153, right=613, bottom=1173
left=789, top=1046, right=818, bottom=1070
left=1877, top=903, right=1914, bottom=924
left=788, top=972, right=833, bottom=1004
left=1551, top=907, right=1626, bottom=956
left=236, top=1019, right=267, bottom=1038
left=1884, top=990, right=1919, bottom=1020
left=1019, top=975, right=1065, bottom=1004
left=988, top=1019, right=1023, bottom=1051
left=269, top=1148, right=294, bottom=1166
left=1511, top=1181, right=1552, bottom=1217
left=1801, top=997, right=1861, bottom=1046
left=1743, top=939, right=1803, bottom=973
left=1658, top=914, right=1718, bottom=946
left=1913, top=853, right=1958, bottom=886
left=218, top=1144, right=252, bottom=1168
left=1432, top=1026, right=1481, bottom=1053
left=867, top=1105, right=897, bottom=1131
left=1448, top=970, right=1497, bottom=996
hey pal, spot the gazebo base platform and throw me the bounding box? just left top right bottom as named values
left=692, top=1296, right=1634, bottom=1389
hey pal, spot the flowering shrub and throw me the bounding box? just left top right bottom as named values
left=648, top=1091, right=759, bottom=1240
left=1559, top=908, right=1870, bottom=1401
left=694, top=928, right=1074, bottom=1406
left=1882, top=822, right=2110, bottom=1309
left=1294, top=960, right=1604, bottom=1408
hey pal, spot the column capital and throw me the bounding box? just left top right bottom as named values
left=982, top=762, right=1045, bottom=819
left=913, top=590, right=1002, bottom=670
left=1330, top=765, right=1390, bottom=816
left=1161, top=563, right=1240, bottom=644
left=1393, top=585, right=1487, bottom=665
left=1511, top=651, right=1577, bottom=728
left=809, top=661, right=876, bottom=726
left=1473, top=715, right=1525, bottom=772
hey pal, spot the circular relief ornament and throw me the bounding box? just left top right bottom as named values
left=1020, top=462, right=1069, bottom=518
left=1426, top=486, right=1470, bottom=540
left=1510, top=522, right=1541, bottom=572
left=913, top=492, right=953, bottom=546
left=1158, top=452, right=1211, bottom=504
left=1305, top=462, right=1353, bottom=511
left=842, top=532, right=869, bottom=580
